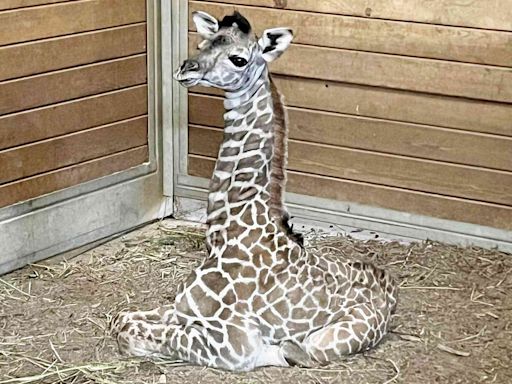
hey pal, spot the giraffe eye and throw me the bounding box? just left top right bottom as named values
left=229, top=56, right=248, bottom=67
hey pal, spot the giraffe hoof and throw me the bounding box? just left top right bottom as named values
left=281, top=341, right=315, bottom=368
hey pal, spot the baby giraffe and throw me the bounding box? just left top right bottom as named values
left=111, top=11, right=398, bottom=371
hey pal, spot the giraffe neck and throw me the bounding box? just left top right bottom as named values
left=205, top=66, right=291, bottom=251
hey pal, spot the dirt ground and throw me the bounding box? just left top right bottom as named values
left=1, top=219, right=511, bottom=384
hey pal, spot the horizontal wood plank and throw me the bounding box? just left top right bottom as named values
left=0, top=146, right=148, bottom=208
left=0, top=1, right=71, bottom=11
left=189, top=33, right=512, bottom=102
left=0, top=0, right=146, bottom=46
left=0, top=85, right=148, bottom=150
left=191, top=77, right=512, bottom=136
left=288, top=141, right=512, bottom=206
left=274, top=77, right=512, bottom=137
left=0, top=54, right=147, bottom=116
left=288, top=109, right=512, bottom=172
left=0, top=23, right=147, bottom=81
left=201, top=0, right=512, bottom=31
left=188, top=94, right=223, bottom=127
left=188, top=125, right=512, bottom=205
left=188, top=155, right=512, bottom=230
left=188, top=125, right=223, bottom=160
left=0, top=116, right=148, bottom=184
left=190, top=2, right=512, bottom=66
left=188, top=155, right=215, bottom=179
left=189, top=94, right=512, bottom=171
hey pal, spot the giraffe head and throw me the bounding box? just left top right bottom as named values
left=174, top=11, right=293, bottom=91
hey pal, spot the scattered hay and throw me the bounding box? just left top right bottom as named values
left=0, top=219, right=511, bottom=383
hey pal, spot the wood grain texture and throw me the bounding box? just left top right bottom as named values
left=189, top=33, right=512, bottom=102
left=200, top=0, right=512, bottom=31
left=188, top=125, right=512, bottom=205
left=0, top=0, right=71, bottom=10
left=273, top=77, right=512, bottom=136
left=0, top=0, right=146, bottom=46
left=0, top=85, right=148, bottom=150
left=287, top=141, right=512, bottom=206
left=188, top=125, right=223, bottom=160
left=288, top=109, right=512, bottom=172
left=0, top=116, right=148, bottom=184
left=190, top=2, right=512, bottom=66
left=0, top=146, right=148, bottom=208
left=0, top=23, right=147, bottom=81
left=189, top=94, right=512, bottom=171
left=188, top=155, right=512, bottom=231
left=0, top=54, right=147, bottom=116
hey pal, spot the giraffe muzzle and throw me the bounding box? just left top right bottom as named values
left=174, top=60, right=202, bottom=87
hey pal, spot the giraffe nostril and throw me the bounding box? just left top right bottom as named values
left=181, top=60, right=199, bottom=73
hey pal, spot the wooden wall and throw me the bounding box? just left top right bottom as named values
left=0, top=0, right=149, bottom=208
left=187, top=0, right=512, bottom=231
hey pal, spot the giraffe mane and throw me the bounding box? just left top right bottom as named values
left=268, top=75, right=304, bottom=247
left=218, top=11, right=252, bottom=34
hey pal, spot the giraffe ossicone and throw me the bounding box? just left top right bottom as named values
left=111, top=11, right=398, bottom=371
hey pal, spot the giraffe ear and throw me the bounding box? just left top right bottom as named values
left=192, top=11, right=219, bottom=39
left=258, top=28, right=293, bottom=62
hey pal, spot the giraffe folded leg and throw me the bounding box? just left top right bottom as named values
left=112, top=311, right=289, bottom=371
left=114, top=316, right=217, bottom=364
left=302, top=302, right=391, bottom=365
